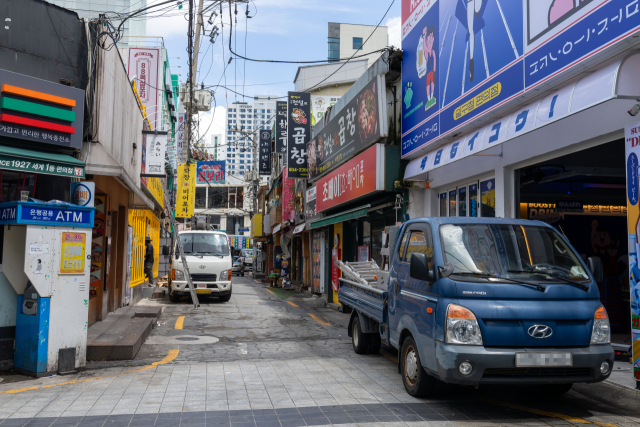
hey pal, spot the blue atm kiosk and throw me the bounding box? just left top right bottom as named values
left=0, top=201, right=94, bottom=376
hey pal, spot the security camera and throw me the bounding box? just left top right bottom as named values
left=629, top=103, right=640, bottom=117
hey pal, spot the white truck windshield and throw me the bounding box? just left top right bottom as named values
left=179, top=234, right=229, bottom=256
left=440, top=224, right=590, bottom=283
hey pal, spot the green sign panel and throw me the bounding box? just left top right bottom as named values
left=0, top=155, right=84, bottom=178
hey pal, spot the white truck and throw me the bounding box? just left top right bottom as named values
left=166, top=230, right=233, bottom=303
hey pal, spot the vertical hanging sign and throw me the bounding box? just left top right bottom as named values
left=142, top=131, right=167, bottom=177
left=275, top=101, right=288, bottom=154
left=258, top=130, right=271, bottom=176
left=287, top=92, right=310, bottom=178
left=176, top=163, right=196, bottom=218
left=625, top=121, right=640, bottom=382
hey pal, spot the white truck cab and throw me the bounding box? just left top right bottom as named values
left=168, top=230, right=233, bottom=302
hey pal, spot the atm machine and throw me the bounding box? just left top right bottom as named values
left=0, top=200, right=94, bottom=377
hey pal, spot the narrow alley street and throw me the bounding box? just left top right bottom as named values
left=0, top=278, right=636, bottom=426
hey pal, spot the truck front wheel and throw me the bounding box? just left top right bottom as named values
left=400, top=336, right=435, bottom=397
left=351, top=316, right=370, bottom=354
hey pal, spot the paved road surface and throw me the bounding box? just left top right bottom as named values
left=0, top=277, right=638, bottom=426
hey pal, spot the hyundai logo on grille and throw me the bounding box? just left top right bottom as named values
left=528, top=324, right=553, bottom=339
left=199, top=265, right=206, bottom=269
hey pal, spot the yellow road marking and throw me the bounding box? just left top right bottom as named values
left=174, top=316, right=185, bottom=329
left=484, top=398, right=617, bottom=427
left=287, top=301, right=299, bottom=307
left=307, top=313, right=330, bottom=326
left=381, top=350, right=398, bottom=363
left=0, top=349, right=179, bottom=395
left=266, top=288, right=275, bottom=295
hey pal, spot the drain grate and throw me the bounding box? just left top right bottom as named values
left=175, top=337, right=199, bottom=341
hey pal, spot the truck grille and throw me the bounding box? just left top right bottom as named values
left=190, top=274, right=217, bottom=282
left=483, top=367, right=591, bottom=379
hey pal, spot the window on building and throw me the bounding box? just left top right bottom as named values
left=195, top=187, right=207, bottom=208
left=328, top=37, right=340, bottom=62
left=239, top=154, right=245, bottom=158
left=353, top=37, right=363, bottom=50
left=261, top=109, right=265, bottom=113
left=208, top=187, right=228, bottom=209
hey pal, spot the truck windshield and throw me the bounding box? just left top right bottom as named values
left=180, top=234, right=229, bottom=256
left=440, top=224, right=590, bottom=283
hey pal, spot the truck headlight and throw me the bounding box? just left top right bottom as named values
left=446, top=304, right=483, bottom=345
left=172, top=269, right=184, bottom=280
left=591, top=306, right=610, bottom=344
left=219, top=269, right=232, bottom=281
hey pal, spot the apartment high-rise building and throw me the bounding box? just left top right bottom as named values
left=224, top=97, right=277, bottom=178
left=210, top=134, right=223, bottom=160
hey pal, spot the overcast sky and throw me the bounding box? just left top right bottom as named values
left=144, top=0, right=401, bottom=146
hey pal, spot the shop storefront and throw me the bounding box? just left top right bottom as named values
left=401, top=2, right=640, bottom=380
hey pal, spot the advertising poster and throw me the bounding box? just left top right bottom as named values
left=308, top=75, right=386, bottom=181
left=287, top=92, right=311, bottom=178
left=332, top=247, right=341, bottom=292
left=401, top=0, right=640, bottom=159
left=275, top=101, right=288, bottom=154
left=127, top=48, right=160, bottom=129
left=196, top=160, right=225, bottom=184
left=142, top=131, right=167, bottom=177
left=316, top=144, right=384, bottom=212
left=60, top=232, right=86, bottom=274
left=305, top=186, right=319, bottom=222
left=176, top=163, right=196, bottom=218
left=126, top=225, right=132, bottom=301
left=141, top=132, right=147, bottom=186
left=311, top=95, right=339, bottom=126
left=259, top=129, right=272, bottom=176
left=625, top=121, right=640, bottom=381
left=282, top=168, right=296, bottom=222
left=90, top=196, right=105, bottom=295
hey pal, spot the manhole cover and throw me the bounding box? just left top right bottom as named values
left=176, top=337, right=199, bottom=341
left=145, top=335, right=220, bottom=345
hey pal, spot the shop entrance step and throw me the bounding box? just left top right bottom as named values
left=86, top=306, right=162, bottom=361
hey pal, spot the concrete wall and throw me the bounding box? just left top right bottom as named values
left=339, top=23, right=388, bottom=67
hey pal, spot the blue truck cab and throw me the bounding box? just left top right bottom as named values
left=338, top=217, right=614, bottom=397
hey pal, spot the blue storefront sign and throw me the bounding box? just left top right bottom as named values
left=0, top=202, right=95, bottom=228
left=400, top=0, right=640, bottom=158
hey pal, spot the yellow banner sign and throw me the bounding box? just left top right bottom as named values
left=60, top=232, right=86, bottom=274
left=454, top=82, right=501, bottom=121
left=176, top=163, right=196, bottom=218
left=145, top=177, right=165, bottom=207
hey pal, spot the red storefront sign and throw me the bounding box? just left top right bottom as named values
left=316, top=144, right=384, bottom=212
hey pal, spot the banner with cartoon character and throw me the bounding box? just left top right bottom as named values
left=401, top=0, right=640, bottom=159
left=625, top=121, right=640, bottom=381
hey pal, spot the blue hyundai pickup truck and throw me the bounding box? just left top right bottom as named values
left=338, top=217, right=614, bottom=397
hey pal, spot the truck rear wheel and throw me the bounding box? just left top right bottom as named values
left=400, top=336, right=435, bottom=397
left=368, top=332, right=381, bottom=354
left=351, top=316, right=370, bottom=354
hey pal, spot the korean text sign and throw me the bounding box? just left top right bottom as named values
left=308, top=75, right=385, bottom=181
left=142, top=131, right=167, bottom=177
left=400, top=0, right=640, bottom=158
left=176, top=163, right=196, bottom=218
left=259, top=130, right=271, bottom=176
left=127, top=48, right=160, bottom=129
left=196, top=161, right=225, bottom=184
left=625, top=121, right=640, bottom=381
left=275, top=101, right=288, bottom=154
left=287, top=92, right=311, bottom=178
left=60, top=232, right=86, bottom=274
left=316, top=144, right=384, bottom=212
left=176, top=114, right=186, bottom=160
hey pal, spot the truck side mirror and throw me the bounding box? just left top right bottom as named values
left=410, top=253, right=435, bottom=283
left=162, top=245, right=171, bottom=256
left=587, top=257, right=603, bottom=282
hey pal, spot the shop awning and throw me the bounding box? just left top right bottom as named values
left=309, top=205, right=370, bottom=229
left=0, top=145, right=84, bottom=178
left=293, top=223, right=305, bottom=234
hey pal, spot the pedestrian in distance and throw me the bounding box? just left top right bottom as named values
left=144, top=236, right=155, bottom=286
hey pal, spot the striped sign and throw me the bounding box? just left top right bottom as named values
left=0, top=69, right=84, bottom=149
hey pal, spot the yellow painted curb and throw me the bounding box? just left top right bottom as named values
left=307, top=313, right=330, bottom=326
left=483, top=398, right=617, bottom=426
left=0, top=349, right=180, bottom=395
left=174, top=316, right=185, bottom=329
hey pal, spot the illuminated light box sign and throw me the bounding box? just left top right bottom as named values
left=0, top=70, right=84, bottom=149
left=0, top=201, right=94, bottom=227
